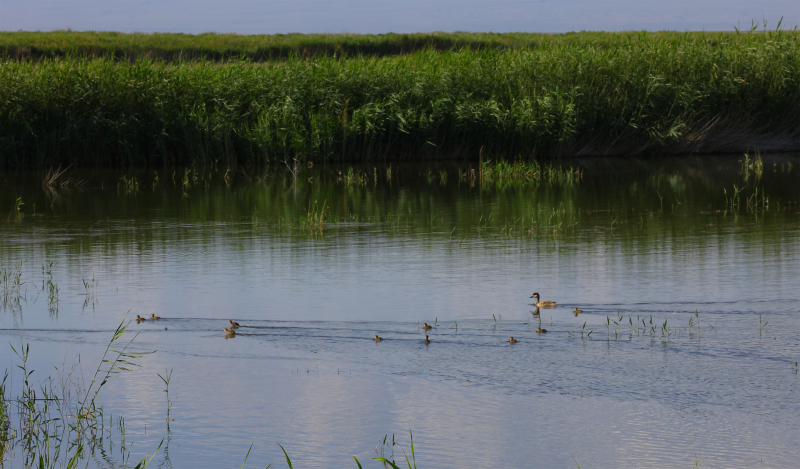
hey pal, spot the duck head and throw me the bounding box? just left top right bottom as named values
left=530, top=292, right=540, bottom=299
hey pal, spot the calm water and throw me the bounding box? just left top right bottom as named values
left=1, top=156, right=799, bottom=468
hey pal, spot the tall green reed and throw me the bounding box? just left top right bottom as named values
left=1, top=30, right=797, bottom=166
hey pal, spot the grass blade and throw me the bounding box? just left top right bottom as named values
left=276, top=443, right=293, bottom=469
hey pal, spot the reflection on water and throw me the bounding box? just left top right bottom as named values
left=1, top=155, right=799, bottom=468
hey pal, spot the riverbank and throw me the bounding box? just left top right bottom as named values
left=1, top=30, right=797, bottom=166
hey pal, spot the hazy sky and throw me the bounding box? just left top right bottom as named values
left=0, top=0, right=797, bottom=33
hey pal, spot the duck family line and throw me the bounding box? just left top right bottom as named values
left=136, top=292, right=582, bottom=343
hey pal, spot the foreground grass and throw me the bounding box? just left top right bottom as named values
left=0, top=30, right=797, bottom=165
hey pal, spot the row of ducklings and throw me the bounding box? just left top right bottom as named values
left=220, top=293, right=573, bottom=341
left=224, top=320, right=240, bottom=336
left=372, top=292, right=565, bottom=343
left=136, top=314, right=161, bottom=322
left=137, top=316, right=244, bottom=335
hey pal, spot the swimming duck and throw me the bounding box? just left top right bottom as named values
left=135, top=315, right=146, bottom=323
left=530, top=292, right=557, bottom=308
left=509, top=337, right=518, bottom=343
left=228, top=320, right=240, bottom=329
left=374, top=335, right=383, bottom=341
left=422, top=323, right=433, bottom=330
left=573, top=307, right=583, bottom=317
left=423, top=335, right=430, bottom=344
left=150, top=314, right=162, bottom=320
left=537, top=327, right=548, bottom=333
left=223, top=328, right=236, bottom=336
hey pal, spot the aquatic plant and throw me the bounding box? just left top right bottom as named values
left=340, top=167, right=370, bottom=186
left=119, top=174, right=141, bottom=193
left=299, top=199, right=328, bottom=229
left=1, top=29, right=797, bottom=166
left=0, top=319, right=159, bottom=468
left=157, top=369, right=174, bottom=432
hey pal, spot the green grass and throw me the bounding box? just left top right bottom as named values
left=3, top=30, right=775, bottom=62
left=0, top=29, right=797, bottom=165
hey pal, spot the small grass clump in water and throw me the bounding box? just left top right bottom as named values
left=299, top=200, right=328, bottom=229
left=479, top=159, right=583, bottom=186
left=0, top=29, right=797, bottom=166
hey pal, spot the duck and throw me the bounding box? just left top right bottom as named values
left=509, top=337, right=518, bottom=343
left=228, top=320, right=240, bottom=329
left=530, top=292, right=557, bottom=308
left=573, top=307, right=583, bottom=316
left=150, top=314, right=162, bottom=320
left=135, top=315, right=146, bottom=323
left=374, top=335, right=383, bottom=341
left=223, top=328, right=236, bottom=336
left=537, top=327, right=548, bottom=333
left=423, top=335, right=430, bottom=344
left=422, top=323, right=433, bottom=330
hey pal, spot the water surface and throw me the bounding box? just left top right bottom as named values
left=1, top=155, right=799, bottom=468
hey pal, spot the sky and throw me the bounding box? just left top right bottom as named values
left=0, top=0, right=797, bottom=34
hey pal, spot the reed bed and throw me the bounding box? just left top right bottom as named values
left=2, top=30, right=780, bottom=62
left=1, top=29, right=797, bottom=166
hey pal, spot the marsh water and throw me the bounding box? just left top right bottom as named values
left=1, top=155, right=799, bottom=468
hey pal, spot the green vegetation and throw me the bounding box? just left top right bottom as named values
left=0, top=29, right=797, bottom=165
left=3, top=30, right=779, bottom=62
left=0, top=322, right=159, bottom=468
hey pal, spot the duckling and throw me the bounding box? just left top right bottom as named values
left=228, top=320, right=240, bottom=329
left=573, top=307, right=583, bottom=317
left=529, top=292, right=557, bottom=308
left=422, top=323, right=433, bottom=330
left=374, top=335, right=383, bottom=341
left=223, top=328, right=236, bottom=336
left=135, top=315, right=146, bottom=323
left=150, top=314, right=162, bottom=320
left=537, top=327, right=548, bottom=333
left=509, top=337, right=518, bottom=343
left=423, top=335, right=430, bottom=344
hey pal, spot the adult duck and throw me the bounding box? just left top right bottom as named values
left=530, top=292, right=557, bottom=308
